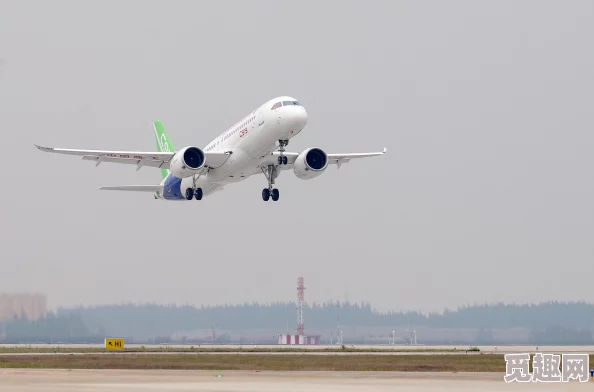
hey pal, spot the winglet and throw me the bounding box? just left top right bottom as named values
left=34, top=144, right=54, bottom=152
left=383, top=147, right=387, bottom=154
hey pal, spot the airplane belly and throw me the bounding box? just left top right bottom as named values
left=204, top=147, right=256, bottom=182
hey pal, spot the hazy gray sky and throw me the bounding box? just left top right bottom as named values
left=1, top=0, right=592, bottom=313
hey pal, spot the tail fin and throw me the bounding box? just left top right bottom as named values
left=153, top=120, right=176, bottom=179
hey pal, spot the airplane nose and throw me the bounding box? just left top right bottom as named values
left=280, top=102, right=308, bottom=136
left=295, top=106, right=308, bottom=128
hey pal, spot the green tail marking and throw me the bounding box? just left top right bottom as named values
left=153, top=120, right=176, bottom=179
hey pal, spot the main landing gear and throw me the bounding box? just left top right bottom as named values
left=185, top=187, right=203, bottom=200
left=277, top=139, right=289, bottom=166
left=261, top=165, right=280, bottom=201
left=186, top=175, right=203, bottom=200
left=262, top=187, right=279, bottom=201
left=262, top=140, right=289, bottom=201
left=263, top=139, right=290, bottom=200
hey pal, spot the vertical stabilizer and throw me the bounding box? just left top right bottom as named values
left=153, top=120, right=176, bottom=179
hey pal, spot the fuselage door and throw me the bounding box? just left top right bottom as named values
left=257, top=111, right=264, bottom=126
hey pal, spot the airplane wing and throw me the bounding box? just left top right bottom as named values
left=327, top=147, right=387, bottom=162
left=268, top=147, right=387, bottom=169
left=34, top=145, right=230, bottom=170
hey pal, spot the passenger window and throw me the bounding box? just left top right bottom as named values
left=271, top=102, right=282, bottom=110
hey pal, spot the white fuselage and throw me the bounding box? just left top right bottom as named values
left=157, top=96, right=308, bottom=200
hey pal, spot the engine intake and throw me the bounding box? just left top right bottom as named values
left=182, top=147, right=204, bottom=169
left=293, top=147, right=328, bottom=180
left=169, top=146, right=206, bottom=178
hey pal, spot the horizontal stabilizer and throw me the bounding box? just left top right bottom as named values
left=99, top=185, right=161, bottom=192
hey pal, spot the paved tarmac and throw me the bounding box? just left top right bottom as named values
left=0, top=350, right=483, bottom=356
left=0, top=369, right=588, bottom=391
left=2, top=344, right=594, bottom=354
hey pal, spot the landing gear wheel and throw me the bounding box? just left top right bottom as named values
left=185, top=188, right=194, bottom=200
left=282, top=156, right=288, bottom=165
left=278, top=156, right=283, bottom=165
left=194, top=188, right=203, bottom=200
left=261, top=165, right=280, bottom=201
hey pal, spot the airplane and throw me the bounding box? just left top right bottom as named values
left=35, top=96, right=386, bottom=201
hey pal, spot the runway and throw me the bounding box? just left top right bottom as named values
left=0, top=369, right=585, bottom=391
left=0, top=350, right=483, bottom=356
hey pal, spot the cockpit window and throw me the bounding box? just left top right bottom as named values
left=271, top=102, right=282, bottom=110
left=283, top=101, right=300, bottom=106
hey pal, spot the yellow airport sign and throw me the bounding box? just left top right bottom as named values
left=105, top=338, right=125, bottom=351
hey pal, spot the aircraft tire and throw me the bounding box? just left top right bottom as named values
left=194, top=188, right=203, bottom=200
left=271, top=188, right=280, bottom=201
left=185, top=188, right=194, bottom=200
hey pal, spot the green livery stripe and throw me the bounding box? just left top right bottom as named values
left=153, top=120, right=176, bottom=179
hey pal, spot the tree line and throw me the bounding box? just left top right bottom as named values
left=2, top=300, right=594, bottom=343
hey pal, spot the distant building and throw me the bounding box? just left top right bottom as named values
left=278, top=334, right=320, bottom=345
left=0, top=293, right=47, bottom=321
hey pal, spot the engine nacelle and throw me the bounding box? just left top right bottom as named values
left=293, top=147, right=329, bottom=180
left=169, top=146, right=206, bottom=178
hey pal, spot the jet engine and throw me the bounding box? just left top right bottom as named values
left=293, top=147, right=328, bottom=180
left=169, top=146, right=206, bottom=178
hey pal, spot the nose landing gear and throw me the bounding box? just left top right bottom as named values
left=278, top=155, right=288, bottom=165
left=277, top=140, right=289, bottom=165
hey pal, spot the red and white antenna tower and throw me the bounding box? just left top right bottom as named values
left=297, top=277, right=305, bottom=336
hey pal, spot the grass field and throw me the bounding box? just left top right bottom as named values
left=0, top=353, right=505, bottom=372
left=2, top=353, right=590, bottom=372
